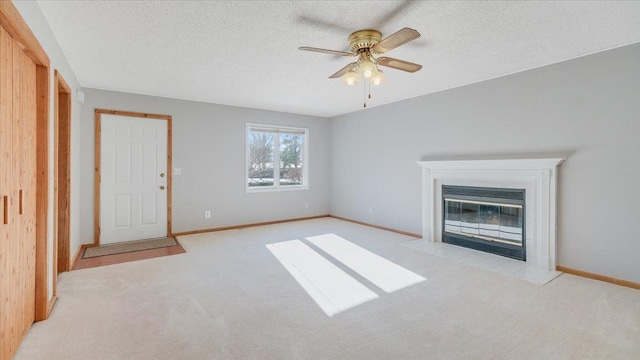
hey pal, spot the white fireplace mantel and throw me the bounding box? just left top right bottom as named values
left=417, top=158, right=565, bottom=270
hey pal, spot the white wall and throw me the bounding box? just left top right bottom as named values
left=14, top=1, right=83, bottom=300
left=331, top=43, right=640, bottom=283
left=79, top=89, right=331, bottom=241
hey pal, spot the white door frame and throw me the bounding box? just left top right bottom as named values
left=94, top=109, right=172, bottom=245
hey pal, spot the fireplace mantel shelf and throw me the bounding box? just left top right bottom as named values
left=417, top=157, right=565, bottom=271
left=417, top=158, right=565, bottom=170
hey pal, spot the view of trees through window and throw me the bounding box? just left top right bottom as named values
left=248, top=125, right=306, bottom=188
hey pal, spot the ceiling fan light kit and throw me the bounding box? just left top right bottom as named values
left=371, top=70, right=386, bottom=86
left=342, top=70, right=360, bottom=86
left=357, top=59, right=378, bottom=78
left=300, top=27, right=423, bottom=107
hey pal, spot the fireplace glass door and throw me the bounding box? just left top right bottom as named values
left=445, top=200, right=522, bottom=245
left=443, top=186, right=525, bottom=260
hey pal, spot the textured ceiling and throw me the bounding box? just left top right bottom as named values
left=37, top=1, right=640, bottom=117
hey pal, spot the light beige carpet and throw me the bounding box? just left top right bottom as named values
left=16, top=218, right=640, bottom=359
left=82, top=237, right=178, bottom=258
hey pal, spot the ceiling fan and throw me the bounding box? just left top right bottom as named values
left=299, top=27, right=423, bottom=87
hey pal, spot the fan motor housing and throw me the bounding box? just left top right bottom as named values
left=348, top=29, right=382, bottom=51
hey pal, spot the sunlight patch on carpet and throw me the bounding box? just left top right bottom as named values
left=307, top=233, right=426, bottom=293
left=266, top=240, right=378, bottom=317
left=267, top=235, right=427, bottom=317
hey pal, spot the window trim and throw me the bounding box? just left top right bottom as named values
left=246, top=123, right=309, bottom=193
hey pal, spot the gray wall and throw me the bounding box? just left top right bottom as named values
left=27, top=0, right=638, bottom=285
left=80, top=89, right=331, bottom=242
left=15, top=1, right=83, bottom=299
left=331, top=43, right=640, bottom=283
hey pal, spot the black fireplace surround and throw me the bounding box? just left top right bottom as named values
left=442, top=185, right=526, bottom=261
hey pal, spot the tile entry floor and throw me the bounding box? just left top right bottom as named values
left=399, top=239, right=562, bottom=285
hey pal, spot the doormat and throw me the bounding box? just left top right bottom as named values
left=82, top=236, right=179, bottom=258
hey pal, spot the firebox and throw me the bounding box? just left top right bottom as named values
left=442, top=185, right=526, bottom=261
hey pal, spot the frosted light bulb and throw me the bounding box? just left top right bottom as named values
left=341, top=70, right=361, bottom=86
left=358, top=60, right=377, bottom=79
left=371, top=70, right=386, bottom=86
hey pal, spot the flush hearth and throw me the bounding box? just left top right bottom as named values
left=442, top=185, right=526, bottom=261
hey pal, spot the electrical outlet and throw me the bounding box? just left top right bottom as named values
left=204, top=210, right=211, bottom=219
left=174, top=168, right=182, bottom=175
left=304, top=202, right=309, bottom=209
left=368, top=207, right=373, bottom=214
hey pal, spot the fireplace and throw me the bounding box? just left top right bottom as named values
left=417, top=157, right=565, bottom=270
left=442, top=185, right=525, bottom=261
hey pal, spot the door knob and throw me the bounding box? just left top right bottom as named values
left=160, top=186, right=165, bottom=190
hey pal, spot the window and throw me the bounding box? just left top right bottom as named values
left=246, top=123, right=308, bottom=191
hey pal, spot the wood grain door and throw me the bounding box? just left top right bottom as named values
left=0, top=25, right=37, bottom=360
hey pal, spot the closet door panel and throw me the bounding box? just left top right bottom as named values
left=7, top=38, right=24, bottom=344
left=0, top=25, right=37, bottom=359
left=23, top=40, right=37, bottom=327
left=22, top=38, right=37, bottom=252
left=0, top=25, right=16, bottom=360
left=16, top=39, right=37, bottom=335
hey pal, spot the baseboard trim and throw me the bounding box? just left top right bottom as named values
left=329, top=215, right=422, bottom=239
left=172, top=215, right=331, bottom=237
left=71, top=244, right=96, bottom=270
left=72, top=218, right=638, bottom=291
left=556, top=266, right=640, bottom=290
left=91, top=214, right=418, bottom=251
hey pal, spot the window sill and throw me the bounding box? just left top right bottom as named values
left=246, top=185, right=308, bottom=193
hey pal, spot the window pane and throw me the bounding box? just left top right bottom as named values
left=246, top=124, right=307, bottom=191
left=279, top=132, right=304, bottom=186
left=248, top=130, right=275, bottom=187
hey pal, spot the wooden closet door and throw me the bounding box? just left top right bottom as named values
left=0, top=25, right=37, bottom=360
left=0, top=25, right=15, bottom=360
left=14, top=31, right=37, bottom=340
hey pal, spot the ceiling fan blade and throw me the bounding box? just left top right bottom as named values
left=372, top=0, right=418, bottom=29
left=376, top=57, right=423, bottom=73
left=373, top=28, right=421, bottom=53
left=299, top=47, right=355, bottom=57
left=329, top=62, right=358, bottom=79
left=297, top=15, right=354, bottom=34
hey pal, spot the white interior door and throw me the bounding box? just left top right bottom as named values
left=100, top=114, right=168, bottom=244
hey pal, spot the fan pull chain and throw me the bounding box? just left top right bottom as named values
left=368, top=80, right=372, bottom=99
left=363, top=79, right=367, bottom=108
